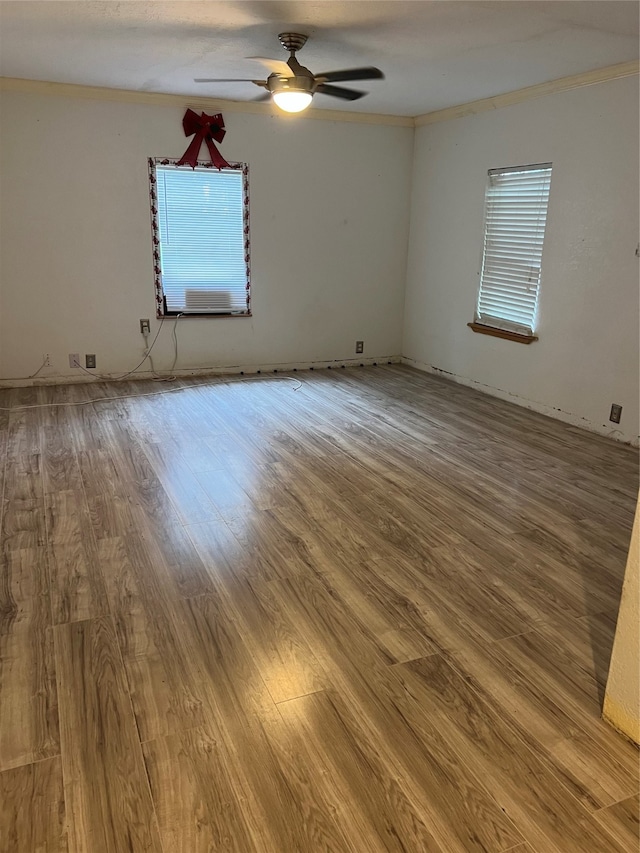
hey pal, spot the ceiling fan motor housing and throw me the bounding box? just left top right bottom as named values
left=268, top=34, right=315, bottom=96
left=266, top=74, right=315, bottom=96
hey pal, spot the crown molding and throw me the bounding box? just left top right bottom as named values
left=414, top=60, right=640, bottom=127
left=0, top=77, right=413, bottom=127
left=2, top=59, right=637, bottom=129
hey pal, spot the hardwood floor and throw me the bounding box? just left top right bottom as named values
left=0, top=364, right=638, bottom=852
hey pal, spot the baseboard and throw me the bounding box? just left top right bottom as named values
left=402, top=357, right=639, bottom=447
left=0, top=355, right=402, bottom=389
left=603, top=697, right=640, bottom=747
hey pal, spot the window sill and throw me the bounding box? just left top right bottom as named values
left=158, top=312, right=252, bottom=319
left=467, top=322, right=538, bottom=344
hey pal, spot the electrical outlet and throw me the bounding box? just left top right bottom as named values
left=609, top=403, right=622, bottom=424
left=85, top=354, right=96, bottom=369
left=140, top=318, right=151, bottom=334
left=355, top=340, right=364, bottom=354
left=43, top=353, right=51, bottom=367
left=69, top=353, right=80, bottom=368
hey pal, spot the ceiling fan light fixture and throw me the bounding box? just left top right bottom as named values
left=195, top=33, right=384, bottom=110
left=272, top=89, right=313, bottom=112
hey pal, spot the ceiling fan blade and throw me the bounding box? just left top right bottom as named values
left=247, top=57, right=293, bottom=76
left=315, top=67, right=384, bottom=83
left=194, top=78, right=266, bottom=84
left=254, top=92, right=272, bottom=102
left=316, top=83, right=367, bottom=101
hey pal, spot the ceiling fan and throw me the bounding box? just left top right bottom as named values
left=195, top=32, right=384, bottom=113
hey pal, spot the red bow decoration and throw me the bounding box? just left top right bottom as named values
left=177, top=109, right=231, bottom=169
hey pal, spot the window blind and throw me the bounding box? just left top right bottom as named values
left=155, top=166, right=248, bottom=314
left=476, top=163, right=552, bottom=334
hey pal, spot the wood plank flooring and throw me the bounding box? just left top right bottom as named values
left=0, top=365, right=638, bottom=852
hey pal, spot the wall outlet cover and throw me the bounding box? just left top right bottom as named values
left=85, top=354, right=97, bottom=369
left=69, top=353, right=80, bottom=368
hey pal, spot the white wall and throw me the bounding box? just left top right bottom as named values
left=403, top=75, right=640, bottom=445
left=0, top=92, right=413, bottom=380
left=604, top=495, right=640, bottom=744
left=2, top=79, right=639, bottom=445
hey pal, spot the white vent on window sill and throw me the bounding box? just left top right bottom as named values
left=183, top=289, right=233, bottom=313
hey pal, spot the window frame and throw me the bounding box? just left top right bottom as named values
left=148, top=157, right=251, bottom=319
left=471, top=162, right=552, bottom=343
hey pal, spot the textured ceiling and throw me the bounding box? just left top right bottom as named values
left=1, top=1, right=638, bottom=116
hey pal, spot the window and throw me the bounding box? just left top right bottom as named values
left=472, top=163, right=552, bottom=340
left=148, top=158, right=250, bottom=316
